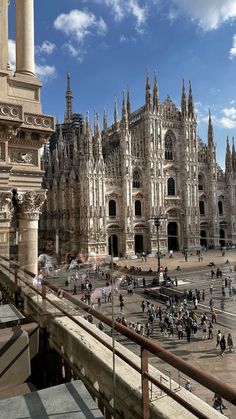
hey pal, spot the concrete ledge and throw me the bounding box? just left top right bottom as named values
left=0, top=326, right=30, bottom=391
left=48, top=316, right=224, bottom=419
left=0, top=380, right=104, bottom=419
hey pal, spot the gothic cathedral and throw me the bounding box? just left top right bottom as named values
left=40, top=72, right=236, bottom=258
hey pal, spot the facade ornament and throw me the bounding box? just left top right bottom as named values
left=0, top=191, right=13, bottom=217
left=17, top=190, right=47, bottom=219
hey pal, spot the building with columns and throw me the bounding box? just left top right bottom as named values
left=0, top=0, right=54, bottom=272
left=40, top=72, right=236, bottom=258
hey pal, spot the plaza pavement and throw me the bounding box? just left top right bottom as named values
left=53, top=249, right=236, bottom=417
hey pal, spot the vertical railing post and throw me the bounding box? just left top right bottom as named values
left=14, top=265, right=19, bottom=308
left=141, top=347, right=150, bottom=419
left=42, top=279, right=47, bottom=313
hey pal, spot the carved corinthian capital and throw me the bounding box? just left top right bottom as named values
left=17, top=190, right=47, bottom=219
left=0, top=191, right=13, bottom=217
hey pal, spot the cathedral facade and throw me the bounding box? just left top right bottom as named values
left=40, top=72, right=236, bottom=258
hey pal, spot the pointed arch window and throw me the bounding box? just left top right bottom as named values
left=135, top=200, right=142, bottom=216
left=133, top=170, right=142, bottom=188
left=167, top=177, right=175, bottom=196
left=218, top=201, right=223, bottom=215
left=198, top=174, right=204, bottom=191
left=109, top=200, right=116, bottom=217
left=165, top=134, right=173, bottom=160
left=199, top=201, right=205, bottom=215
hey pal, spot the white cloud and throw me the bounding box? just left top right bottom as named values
left=229, top=34, right=236, bottom=58
left=63, top=43, right=85, bottom=62
left=222, top=107, right=236, bottom=118
left=218, top=117, right=236, bottom=129
left=8, top=39, right=56, bottom=82
left=92, top=0, right=147, bottom=32
left=8, top=39, right=16, bottom=69
left=54, top=9, right=107, bottom=44
left=35, top=63, right=56, bottom=82
left=120, top=34, right=136, bottom=43
left=168, top=0, right=236, bottom=31
left=35, top=41, right=56, bottom=55
left=216, top=106, right=236, bottom=128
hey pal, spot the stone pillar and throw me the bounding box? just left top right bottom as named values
left=0, top=191, right=13, bottom=258
left=0, top=0, right=8, bottom=71
left=15, top=0, right=35, bottom=76
left=17, top=191, right=46, bottom=274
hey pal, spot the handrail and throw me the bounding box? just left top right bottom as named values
left=1, top=257, right=236, bottom=413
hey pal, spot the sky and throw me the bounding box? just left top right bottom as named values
left=8, top=0, right=236, bottom=168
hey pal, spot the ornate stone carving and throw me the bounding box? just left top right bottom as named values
left=9, top=148, right=37, bottom=165
left=17, top=190, right=47, bottom=219
left=0, top=191, right=13, bottom=217
left=0, top=143, right=5, bottom=160
left=0, top=102, right=23, bottom=121
left=24, top=113, right=55, bottom=132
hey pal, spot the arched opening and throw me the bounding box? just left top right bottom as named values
left=218, top=201, right=223, bottom=215
left=108, top=234, right=118, bottom=256
left=219, top=229, right=225, bottom=247
left=165, top=134, right=173, bottom=160
left=109, top=200, right=116, bottom=217
left=133, top=170, right=142, bottom=188
left=135, top=235, right=144, bottom=254
left=200, top=230, right=207, bottom=248
left=168, top=222, right=178, bottom=250
left=199, top=201, right=205, bottom=215
left=135, top=200, right=142, bottom=216
left=167, top=177, right=175, bottom=196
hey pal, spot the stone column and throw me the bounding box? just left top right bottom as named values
left=15, top=0, right=35, bottom=76
left=0, top=0, right=8, bottom=70
left=0, top=191, right=13, bottom=258
left=17, top=191, right=46, bottom=274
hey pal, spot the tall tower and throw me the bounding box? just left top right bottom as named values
left=180, top=80, right=199, bottom=248
left=64, top=72, right=73, bottom=123
left=207, top=110, right=219, bottom=247
left=0, top=0, right=54, bottom=272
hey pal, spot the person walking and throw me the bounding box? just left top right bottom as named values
left=208, top=322, right=213, bottom=340
left=216, top=330, right=222, bottom=348
left=202, top=320, right=208, bottom=339
left=141, top=300, right=146, bottom=313
left=220, top=335, right=226, bottom=356
left=186, top=324, right=191, bottom=343
left=177, top=323, right=183, bottom=339
left=227, top=333, right=233, bottom=352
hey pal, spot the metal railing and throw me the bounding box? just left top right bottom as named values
left=0, top=256, right=236, bottom=419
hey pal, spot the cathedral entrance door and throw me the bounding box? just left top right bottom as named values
left=200, top=230, right=207, bottom=248
left=108, top=234, right=118, bottom=256
left=168, top=222, right=178, bottom=251
left=135, top=234, right=143, bottom=254
left=219, top=229, right=225, bottom=247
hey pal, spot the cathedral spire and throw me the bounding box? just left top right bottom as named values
left=208, top=109, right=214, bottom=147
left=145, top=68, right=152, bottom=112
left=94, top=111, right=100, bottom=138
left=58, top=124, right=64, bottom=151
left=122, top=90, right=128, bottom=121
left=64, top=72, right=73, bottom=123
left=114, top=96, right=118, bottom=129
left=127, top=90, right=131, bottom=117
left=225, top=136, right=232, bottom=174
left=188, top=80, right=194, bottom=118
left=94, top=112, right=103, bottom=159
left=103, top=108, right=108, bottom=133
left=181, top=79, right=187, bottom=116
left=153, top=70, right=159, bottom=112
left=232, top=137, right=236, bottom=173
left=85, top=112, right=93, bottom=158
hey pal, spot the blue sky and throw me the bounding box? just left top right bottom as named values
left=8, top=0, right=236, bottom=167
